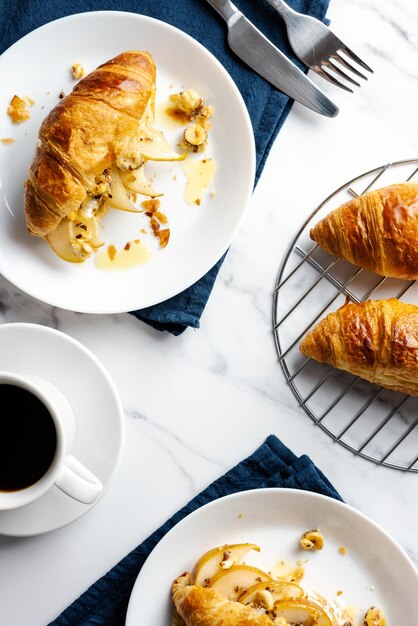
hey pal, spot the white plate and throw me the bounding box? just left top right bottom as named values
left=126, top=488, right=418, bottom=625
left=0, top=323, right=124, bottom=536
left=0, top=11, right=255, bottom=313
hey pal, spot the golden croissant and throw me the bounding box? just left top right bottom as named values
left=172, top=573, right=273, bottom=626
left=310, top=182, right=418, bottom=279
left=24, top=51, right=182, bottom=263
left=300, top=298, right=418, bottom=395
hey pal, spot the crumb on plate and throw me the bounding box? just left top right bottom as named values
left=0, top=138, right=14, bottom=145
left=7, top=95, right=34, bottom=124
left=300, top=529, right=324, bottom=551
left=141, top=198, right=160, bottom=214
left=107, top=244, right=117, bottom=261
left=338, top=546, right=347, bottom=555
left=71, top=63, right=86, bottom=79
left=363, top=606, right=386, bottom=626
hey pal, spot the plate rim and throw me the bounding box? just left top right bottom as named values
left=125, top=486, right=418, bottom=624
left=0, top=321, right=125, bottom=536
left=0, top=10, right=256, bottom=314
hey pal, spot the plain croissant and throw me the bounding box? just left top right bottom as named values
left=310, top=182, right=418, bottom=279
left=172, top=573, right=273, bottom=626
left=300, top=298, right=418, bottom=395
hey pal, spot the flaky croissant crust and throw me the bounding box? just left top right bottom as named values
left=300, top=298, right=418, bottom=395
left=172, top=573, right=273, bottom=626
left=310, top=182, right=418, bottom=280
left=24, top=50, right=156, bottom=237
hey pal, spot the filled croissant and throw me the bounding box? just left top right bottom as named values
left=310, top=182, right=418, bottom=279
left=24, top=51, right=183, bottom=262
left=300, top=298, right=418, bottom=395
left=172, top=573, right=273, bottom=626
left=171, top=542, right=356, bottom=626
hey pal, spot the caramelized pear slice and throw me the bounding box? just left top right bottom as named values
left=137, top=125, right=185, bottom=161
left=119, top=166, right=162, bottom=198
left=46, top=211, right=104, bottom=263
left=192, top=544, right=260, bottom=587
left=273, top=599, right=333, bottom=626
left=46, top=218, right=87, bottom=263
left=107, top=166, right=141, bottom=213
left=238, top=581, right=304, bottom=605
left=209, top=565, right=271, bottom=601
left=69, top=216, right=104, bottom=250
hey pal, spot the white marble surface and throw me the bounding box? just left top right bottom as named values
left=1, top=0, right=418, bottom=624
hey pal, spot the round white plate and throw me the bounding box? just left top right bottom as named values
left=0, top=11, right=255, bottom=314
left=0, top=323, right=124, bottom=536
left=126, top=488, right=418, bottom=625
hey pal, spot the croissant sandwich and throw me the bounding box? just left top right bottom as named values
left=310, top=182, right=418, bottom=279
left=24, top=51, right=183, bottom=263
left=300, top=298, right=418, bottom=395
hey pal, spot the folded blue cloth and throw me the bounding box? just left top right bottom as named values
left=49, top=435, right=341, bottom=626
left=0, top=0, right=330, bottom=334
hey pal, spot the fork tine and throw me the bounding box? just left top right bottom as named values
left=324, top=60, right=361, bottom=87
left=314, top=66, right=354, bottom=93
left=333, top=52, right=367, bottom=80
left=339, top=46, right=373, bottom=73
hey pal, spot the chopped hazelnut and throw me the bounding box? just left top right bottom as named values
left=176, top=89, right=203, bottom=116
left=183, top=123, right=207, bottom=153
left=220, top=550, right=235, bottom=570
left=7, top=95, right=33, bottom=124
left=158, top=228, right=170, bottom=248
left=141, top=198, right=160, bottom=214
left=71, top=63, right=85, bottom=79
left=150, top=218, right=160, bottom=234
left=363, top=606, right=386, bottom=626
left=154, top=210, right=168, bottom=224
left=300, top=529, right=325, bottom=551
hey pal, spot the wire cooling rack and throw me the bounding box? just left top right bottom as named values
left=273, top=158, right=418, bottom=472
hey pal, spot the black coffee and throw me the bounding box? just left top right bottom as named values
left=0, top=384, right=57, bottom=491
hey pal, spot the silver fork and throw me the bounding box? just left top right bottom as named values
left=265, top=0, right=373, bottom=92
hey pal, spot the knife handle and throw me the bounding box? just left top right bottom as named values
left=205, top=0, right=239, bottom=23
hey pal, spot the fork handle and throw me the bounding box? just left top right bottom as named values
left=205, top=0, right=239, bottom=22
left=265, top=0, right=297, bottom=22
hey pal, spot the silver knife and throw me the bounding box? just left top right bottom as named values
left=205, top=0, right=338, bottom=118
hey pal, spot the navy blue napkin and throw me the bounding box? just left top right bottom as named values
left=0, top=0, right=330, bottom=335
left=49, top=435, right=341, bottom=626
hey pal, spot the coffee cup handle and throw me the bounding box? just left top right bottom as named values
left=54, top=455, right=103, bottom=504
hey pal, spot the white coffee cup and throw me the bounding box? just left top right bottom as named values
left=0, top=371, right=103, bottom=511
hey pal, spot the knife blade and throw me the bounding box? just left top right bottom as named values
left=205, top=0, right=338, bottom=118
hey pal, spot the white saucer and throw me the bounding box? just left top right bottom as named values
left=0, top=323, right=125, bottom=536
